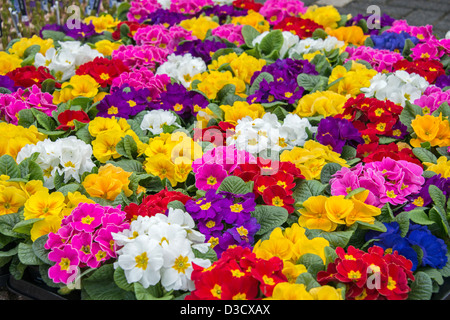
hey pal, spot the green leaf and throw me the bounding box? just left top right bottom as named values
left=82, top=264, right=134, bottom=300
left=0, top=213, right=23, bottom=238
left=412, top=148, right=438, bottom=164
left=217, top=176, right=253, bottom=195
left=13, top=218, right=43, bottom=236
left=166, top=200, right=185, bottom=211
left=395, top=211, right=410, bottom=237
left=428, top=185, right=446, bottom=209
left=17, top=109, right=36, bottom=128
left=113, top=266, right=135, bottom=292
left=0, top=155, right=20, bottom=179
left=134, top=283, right=173, bottom=300
left=106, top=159, right=144, bottom=174
left=252, top=205, right=288, bottom=236
left=56, top=183, right=81, bottom=196
left=356, top=220, right=387, bottom=232
left=295, top=272, right=321, bottom=291
left=408, top=208, right=435, bottom=226
left=241, top=25, right=260, bottom=48
left=18, top=242, right=43, bottom=265
left=41, top=78, right=56, bottom=93
left=399, top=101, right=423, bottom=132
left=429, top=206, right=449, bottom=236
left=378, top=203, right=395, bottom=223
left=408, top=271, right=433, bottom=300
left=297, top=253, right=325, bottom=278
left=320, top=162, right=342, bottom=185
left=305, top=226, right=356, bottom=249
left=192, top=246, right=217, bottom=264
left=18, top=157, right=44, bottom=182
left=312, top=28, right=327, bottom=40
left=32, top=234, right=52, bottom=265
left=116, top=135, right=138, bottom=159
left=259, top=30, right=284, bottom=57
left=293, top=180, right=327, bottom=204
left=297, top=74, right=329, bottom=92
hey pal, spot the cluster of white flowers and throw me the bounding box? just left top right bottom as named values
left=34, top=41, right=103, bottom=82
left=288, top=36, right=345, bottom=57
left=156, top=53, right=207, bottom=88
left=112, top=208, right=211, bottom=291
left=140, top=109, right=182, bottom=135
left=227, top=113, right=315, bottom=155
left=360, top=70, right=429, bottom=107
left=16, top=136, right=96, bottom=189
left=252, top=31, right=300, bottom=59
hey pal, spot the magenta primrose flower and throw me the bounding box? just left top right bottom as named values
left=195, top=163, right=229, bottom=191
left=48, top=245, right=80, bottom=284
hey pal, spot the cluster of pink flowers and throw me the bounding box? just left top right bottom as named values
left=170, top=0, right=213, bottom=14
left=414, top=85, right=450, bottom=114
left=211, top=24, right=245, bottom=46
left=0, top=85, right=56, bottom=125
left=330, top=157, right=425, bottom=208
left=259, top=0, right=307, bottom=25
left=111, top=67, right=170, bottom=98
left=133, top=24, right=196, bottom=52
left=126, top=0, right=161, bottom=23
left=345, top=45, right=404, bottom=73
left=45, top=203, right=129, bottom=284
left=192, top=145, right=256, bottom=190
left=111, top=44, right=168, bottom=71
left=387, top=20, right=435, bottom=42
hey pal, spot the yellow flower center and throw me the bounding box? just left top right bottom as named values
left=108, top=106, right=119, bottom=115
left=206, top=220, right=216, bottom=228
left=211, top=284, right=222, bottom=299
left=230, top=203, right=243, bottom=212
left=413, top=196, right=424, bottom=207
left=348, top=270, right=362, bottom=280
left=135, top=252, right=149, bottom=270
left=200, top=202, right=212, bottom=210
left=272, top=196, right=284, bottom=207
left=81, top=215, right=95, bottom=225
left=172, top=255, right=191, bottom=274
left=207, top=176, right=217, bottom=185
left=59, top=257, right=71, bottom=271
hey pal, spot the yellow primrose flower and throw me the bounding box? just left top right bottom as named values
left=423, top=156, right=450, bottom=178
left=294, top=90, right=348, bottom=118
left=52, top=86, right=75, bottom=104
left=298, top=195, right=338, bottom=232
left=24, top=190, right=66, bottom=220
left=179, top=16, right=219, bottom=40
left=191, top=70, right=247, bottom=100
left=282, top=261, right=307, bottom=283
left=301, top=5, right=342, bottom=30
left=209, top=52, right=266, bottom=84
left=144, top=153, right=177, bottom=186
left=231, top=11, right=270, bottom=33
left=88, top=116, right=124, bottom=137
left=9, top=35, right=54, bottom=58
left=0, top=123, right=46, bottom=160
left=309, top=286, right=344, bottom=300
left=328, top=63, right=377, bottom=97
left=264, top=282, right=314, bottom=300
left=324, top=195, right=354, bottom=225
left=0, top=52, right=23, bottom=75
left=92, top=130, right=124, bottom=163
left=325, top=26, right=368, bottom=46
left=30, top=215, right=62, bottom=242
left=280, top=140, right=348, bottom=180
left=287, top=223, right=330, bottom=264
left=94, top=39, right=122, bottom=56
left=174, top=157, right=192, bottom=183
left=63, top=74, right=100, bottom=99
left=62, top=191, right=96, bottom=216
left=252, top=227, right=294, bottom=261
left=302, top=50, right=322, bottom=62
left=82, top=163, right=133, bottom=200
left=84, top=14, right=119, bottom=33
left=220, top=101, right=265, bottom=126
left=410, top=113, right=450, bottom=148
left=345, top=190, right=381, bottom=226
left=0, top=186, right=27, bottom=215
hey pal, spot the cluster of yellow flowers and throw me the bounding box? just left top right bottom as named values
left=298, top=191, right=381, bottom=232
left=280, top=140, right=349, bottom=180
left=82, top=163, right=137, bottom=201
left=143, top=131, right=202, bottom=186
left=294, top=90, right=348, bottom=118
left=53, top=75, right=104, bottom=104
left=410, top=113, right=450, bottom=148
left=327, top=62, right=378, bottom=97
left=0, top=123, right=46, bottom=160
left=89, top=116, right=146, bottom=163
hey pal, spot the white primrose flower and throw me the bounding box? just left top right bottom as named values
left=156, top=0, right=171, bottom=9
left=156, top=53, right=207, bottom=88
left=16, top=136, right=95, bottom=190
left=288, top=36, right=344, bottom=57
left=112, top=208, right=211, bottom=292
left=361, top=70, right=429, bottom=107
left=140, top=109, right=181, bottom=135
left=160, top=237, right=211, bottom=292
left=227, top=112, right=315, bottom=155
left=115, top=235, right=164, bottom=289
